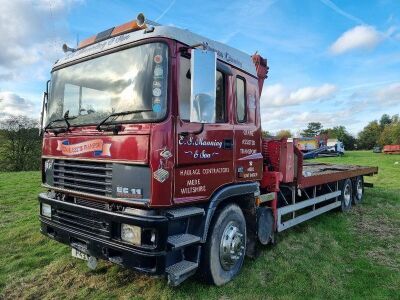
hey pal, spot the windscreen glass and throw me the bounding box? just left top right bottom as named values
left=46, top=42, right=168, bottom=126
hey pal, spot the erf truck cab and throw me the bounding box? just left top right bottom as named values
left=39, top=14, right=377, bottom=286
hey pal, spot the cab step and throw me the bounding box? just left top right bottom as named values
left=166, top=260, right=198, bottom=286
left=167, top=233, right=201, bottom=250
left=166, top=207, right=205, bottom=219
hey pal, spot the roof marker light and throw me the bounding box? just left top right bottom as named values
left=137, top=13, right=146, bottom=27
left=62, top=43, right=76, bottom=53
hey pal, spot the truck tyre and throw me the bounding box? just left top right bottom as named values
left=340, top=179, right=352, bottom=212
left=353, top=176, right=364, bottom=204
left=200, top=204, right=246, bottom=286
left=257, top=207, right=274, bottom=245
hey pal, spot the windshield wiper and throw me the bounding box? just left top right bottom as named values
left=96, top=109, right=153, bottom=133
left=45, top=111, right=77, bottom=134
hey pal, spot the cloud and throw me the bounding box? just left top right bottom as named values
left=376, top=82, right=400, bottom=105
left=261, top=107, right=361, bottom=136
left=319, top=0, right=364, bottom=24
left=261, top=83, right=337, bottom=107
left=330, top=25, right=383, bottom=55
left=0, top=0, right=82, bottom=81
left=0, top=92, right=39, bottom=120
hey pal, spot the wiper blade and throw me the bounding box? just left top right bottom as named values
left=96, top=109, right=153, bottom=132
left=45, top=112, right=77, bottom=133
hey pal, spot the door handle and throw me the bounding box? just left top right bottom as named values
left=222, top=139, right=233, bottom=150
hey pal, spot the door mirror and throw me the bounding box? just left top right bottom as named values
left=190, top=49, right=216, bottom=123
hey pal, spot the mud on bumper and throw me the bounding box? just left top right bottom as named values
left=39, top=193, right=170, bottom=275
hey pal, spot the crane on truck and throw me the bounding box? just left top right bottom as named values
left=38, top=14, right=378, bottom=286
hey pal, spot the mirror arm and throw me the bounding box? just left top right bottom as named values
left=46, top=79, right=51, bottom=94
left=40, top=79, right=51, bottom=136
left=39, top=92, right=48, bottom=136
left=178, top=42, right=208, bottom=57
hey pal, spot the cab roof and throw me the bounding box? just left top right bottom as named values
left=54, top=25, right=257, bottom=77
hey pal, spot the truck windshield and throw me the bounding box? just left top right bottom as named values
left=46, top=42, right=168, bottom=127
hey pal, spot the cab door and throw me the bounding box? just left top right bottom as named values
left=174, top=55, right=234, bottom=203
left=233, top=74, right=263, bottom=182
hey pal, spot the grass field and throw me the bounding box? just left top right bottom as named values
left=0, top=151, right=399, bottom=299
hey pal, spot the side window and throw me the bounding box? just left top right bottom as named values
left=178, top=57, right=191, bottom=120
left=236, top=77, right=246, bottom=122
left=178, top=57, right=226, bottom=123
left=216, top=71, right=226, bottom=123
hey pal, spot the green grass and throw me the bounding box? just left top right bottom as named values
left=0, top=151, right=399, bottom=299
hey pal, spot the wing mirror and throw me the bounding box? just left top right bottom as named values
left=189, top=49, right=216, bottom=124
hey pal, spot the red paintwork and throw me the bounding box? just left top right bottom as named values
left=260, top=171, right=282, bottom=192
left=262, top=138, right=294, bottom=183
left=251, top=54, right=269, bottom=96
left=42, top=133, right=150, bottom=164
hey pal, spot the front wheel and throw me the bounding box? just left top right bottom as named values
left=200, top=204, right=246, bottom=286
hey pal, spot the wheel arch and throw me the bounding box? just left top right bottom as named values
left=200, top=182, right=259, bottom=243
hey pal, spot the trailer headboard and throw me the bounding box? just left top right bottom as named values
left=262, top=138, right=299, bottom=183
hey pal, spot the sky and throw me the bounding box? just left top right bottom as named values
left=0, top=0, right=399, bottom=136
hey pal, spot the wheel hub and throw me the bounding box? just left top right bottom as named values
left=219, top=221, right=244, bottom=271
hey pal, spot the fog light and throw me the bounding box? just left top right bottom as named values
left=42, top=203, right=52, bottom=218
left=121, top=224, right=141, bottom=245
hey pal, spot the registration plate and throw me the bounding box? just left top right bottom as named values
left=72, top=248, right=89, bottom=261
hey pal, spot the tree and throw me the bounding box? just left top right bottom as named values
left=262, top=130, right=272, bottom=138
left=325, top=126, right=356, bottom=150
left=379, top=114, right=392, bottom=128
left=378, top=117, right=400, bottom=146
left=276, top=129, right=292, bottom=139
left=357, top=120, right=382, bottom=149
left=0, top=116, right=41, bottom=171
left=301, top=122, right=323, bottom=137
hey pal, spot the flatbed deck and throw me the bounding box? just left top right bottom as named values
left=299, top=162, right=378, bottom=188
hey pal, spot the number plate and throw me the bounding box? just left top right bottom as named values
left=72, top=248, right=89, bottom=261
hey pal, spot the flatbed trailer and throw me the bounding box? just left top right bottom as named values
left=261, top=138, right=377, bottom=233
left=38, top=14, right=378, bottom=287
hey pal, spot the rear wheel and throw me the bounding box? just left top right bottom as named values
left=340, top=179, right=352, bottom=212
left=353, top=176, right=364, bottom=204
left=200, top=204, right=246, bottom=286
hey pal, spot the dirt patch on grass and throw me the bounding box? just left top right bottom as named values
left=351, top=206, right=400, bottom=240
left=366, top=243, right=400, bottom=271
left=350, top=204, right=400, bottom=272
left=0, top=258, right=162, bottom=300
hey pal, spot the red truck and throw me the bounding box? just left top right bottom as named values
left=39, top=14, right=378, bottom=286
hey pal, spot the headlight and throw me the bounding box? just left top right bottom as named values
left=121, top=224, right=141, bottom=245
left=41, top=203, right=52, bottom=218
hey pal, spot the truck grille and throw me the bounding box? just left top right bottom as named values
left=52, top=207, right=111, bottom=238
left=75, top=197, right=108, bottom=211
left=53, top=159, right=113, bottom=196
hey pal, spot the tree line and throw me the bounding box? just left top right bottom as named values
left=262, top=113, right=400, bottom=151
left=0, top=116, right=42, bottom=172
